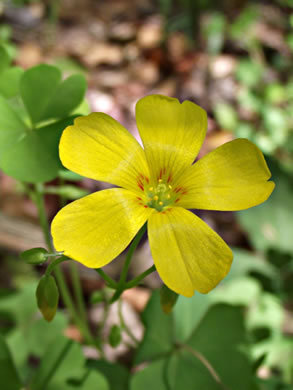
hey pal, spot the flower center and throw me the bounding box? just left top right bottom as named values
left=146, top=179, right=177, bottom=212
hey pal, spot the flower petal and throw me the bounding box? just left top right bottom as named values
left=148, top=207, right=232, bottom=297
left=51, top=188, right=152, bottom=268
left=136, top=95, right=207, bottom=183
left=177, top=139, right=275, bottom=211
left=60, top=113, right=150, bottom=193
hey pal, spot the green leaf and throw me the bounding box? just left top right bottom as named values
left=133, top=292, right=254, bottom=390
left=36, top=275, right=59, bottom=322
left=0, top=96, right=28, bottom=152
left=20, top=64, right=62, bottom=125
left=211, top=277, right=262, bottom=306
left=166, top=352, right=221, bottom=390
left=20, top=64, right=87, bottom=125
left=228, top=249, right=276, bottom=280
left=237, top=161, right=293, bottom=254
left=135, top=290, right=173, bottom=364
left=0, top=116, right=75, bottom=183
left=130, top=359, right=169, bottom=390
left=87, top=360, right=129, bottom=390
left=185, top=304, right=253, bottom=390
left=0, top=334, right=22, bottom=390
left=0, top=283, right=37, bottom=325
left=27, top=313, right=68, bottom=357
left=43, top=74, right=87, bottom=119
left=173, top=293, right=210, bottom=343
left=0, top=46, right=10, bottom=73
left=0, top=67, right=23, bottom=98
left=30, top=336, right=109, bottom=390
left=30, top=337, right=83, bottom=390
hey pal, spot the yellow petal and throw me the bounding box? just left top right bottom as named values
left=148, top=207, right=232, bottom=297
left=51, top=188, right=153, bottom=268
left=136, top=95, right=207, bottom=184
left=60, top=113, right=150, bottom=194
left=177, top=139, right=275, bottom=211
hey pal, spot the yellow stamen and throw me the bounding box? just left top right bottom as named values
left=159, top=201, right=163, bottom=206
left=168, top=185, right=172, bottom=189
left=149, top=187, right=154, bottom=191
left=154, top=195, right=159, bottom=201
left=166, top=194, right=171, bottom=199
left=158, top=179, right=163, bottom=183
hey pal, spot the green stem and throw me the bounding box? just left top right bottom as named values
left=120, top=223, right=147, bottom=285
left=95, top=268, right=117, bottom=289
left=45, top=255, right=69, bottom=277
left=32, top=184, right=94, bottom=346
left=54, top=266, right=93, bottom=345
left=70, top=262, right=88, bottom=325
left=110, top=223, right=147, bottom=303
left=35, top=339, right=73, bottom=390
left=33, top=183, right=53, bottom=251
left=124, top=265, right=156, bottom=289
left=118, top=299, right=139, bottom=346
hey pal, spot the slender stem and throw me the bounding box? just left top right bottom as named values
left=33, top=183, right=53, bottom=251
left=110, top=223, right=147, bottom=303
left=32, top=184, right=94, bottom=346
left=35, top=339, right=73, bottom=390
left=45, top=255, right=69, bottom=277
left=118, top=299, right=139, bottom=346
left=95, top=268, right=118, bottom=289
left=120, top=223, right=147, bottom=286
left=124, top=265, right=156, bottom=289
left=55, top=266, right=94, bottom=345
left=70, top=262, right=88, bottom=325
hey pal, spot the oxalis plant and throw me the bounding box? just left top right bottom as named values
left=0, top=55, right=275, bottom=390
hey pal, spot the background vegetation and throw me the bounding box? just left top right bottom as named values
left=0, top=0, right=292, bottom=389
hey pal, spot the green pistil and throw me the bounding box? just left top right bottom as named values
left=146, top=180, right=175, bottom=212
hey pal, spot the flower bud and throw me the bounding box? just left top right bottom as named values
left=20, top=248, right=48, bottom=264
left=36, top=275, right=59, bottom=322
left=160, top=285, right=178, bottom=314
left=108, top=325, right=122, bottom=348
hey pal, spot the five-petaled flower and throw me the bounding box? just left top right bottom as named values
left=51, top=95, right=274, bottom=297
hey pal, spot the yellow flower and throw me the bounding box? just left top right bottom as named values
left=51, top=95, right=274, bottom=297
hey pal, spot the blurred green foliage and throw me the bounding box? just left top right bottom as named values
left=0, top=0, right=292, bottom=388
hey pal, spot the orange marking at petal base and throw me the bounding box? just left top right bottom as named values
left=137, top=197, right=142, bottom=201
left=167, top=174, right=172, bottom=183
left=175, top=198, right=180, bottom=203
left=145, top=176, right=150, bottom=183
left=144, top=205, right=148, bottom=208
left=138, top=183, right=144, bottom=191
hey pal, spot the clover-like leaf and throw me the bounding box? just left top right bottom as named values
left=0, top=115, right=76, bottom=182
left=132, top=292, right=254, bottom=390
left=20, top=64, right=86, bottom=125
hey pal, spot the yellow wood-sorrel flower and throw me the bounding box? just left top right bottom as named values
left=51, top=95, right=275, bottom=297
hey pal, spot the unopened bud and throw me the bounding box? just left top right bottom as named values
left=108, top=325, right=122, bottom=348
left=20, top=248, right=48, bottom=264
left=36, top=275, right=59, bottom=322
left=160, top=285, right=178, bottom=314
